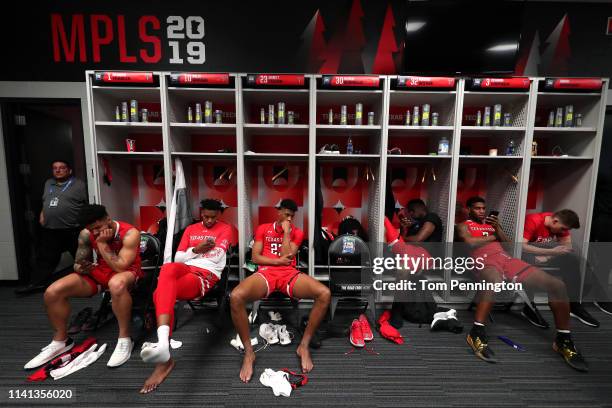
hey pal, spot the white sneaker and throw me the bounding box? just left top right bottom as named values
left=230, top=334, right=259, bottom=351
left=259, top=323, right=279, bottom=345
left=248, top=310, right=258, bottom=324
left=107, top=337, right=133, bottom=367
left=431, top=311, right=449, bottom=329
left=276, top=325, right=292, bottom=346
left=24, top=338, right=74, bottom=370
left=268, top=311, right=282, bottom=322
left=260, top=368, right=291, bottom=397
left=140, top=342, right=170, bottom=364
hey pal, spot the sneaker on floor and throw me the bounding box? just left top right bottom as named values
left=107, top=338, right=133, bottom=367
left=24, top=338, right=75, bottom=370
left=349, top=319, right=365, bottom=347
left=466, top=327, right=497, bottom=363
left=81, top=309, right=113, bottom=332
left=276, top=325, right=292, bottom=346
left=594, top=301, right=612, bottom=316
left=358, top=314, right=374, bottom=341
left=68, top=307, right=93, bottom=336
left=268, top=311, right=282, bottom=322
left=553, top=334, right=588, bottom=372
left=140, top=342, right=170, bottom=364
left=521, top=303, right=550, bottom=329
left=259, top=323, right=279, bottom=345
left=570, top=303, right=600, bottom=328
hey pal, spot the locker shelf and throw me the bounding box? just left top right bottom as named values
left=86, top=71, right=607, bottom=301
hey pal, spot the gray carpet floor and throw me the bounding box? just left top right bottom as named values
left=1, top=287, right=612, bottom=407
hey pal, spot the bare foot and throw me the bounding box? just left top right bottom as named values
left=239, top=351, right=256, bottom=383
left=139, top=359, right=176, bottom=394
left=296, top=344, right=313, bottom=373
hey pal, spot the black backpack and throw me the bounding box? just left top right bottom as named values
left=402, top=287, right=437, bottom=325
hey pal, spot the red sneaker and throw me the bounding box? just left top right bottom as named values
left=358, top=314, right=374, bottom=341
left=350, top=319, right=365, bottom=347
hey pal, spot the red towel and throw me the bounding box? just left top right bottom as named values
left=377, top=311, right=404, bottom=344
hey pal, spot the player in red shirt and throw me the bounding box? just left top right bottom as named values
left=230, top=199, right=331, bottom=383
left=521, top=210, right=601, bottom=328
left=140, top=199, right=232, bottom=394
left=456, top=196, right=588, bottom=372
left=383, top=215, right=433, bottom=328
left=25, top=204, right=141, bottom=371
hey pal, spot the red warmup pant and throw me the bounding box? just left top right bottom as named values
left=153, top=263, right=217, bottom=334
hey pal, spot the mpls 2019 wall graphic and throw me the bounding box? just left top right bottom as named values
left=1, top=1, right=611, bottom=81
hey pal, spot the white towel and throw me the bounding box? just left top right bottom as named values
left=51, top=343, right=107, bottom=380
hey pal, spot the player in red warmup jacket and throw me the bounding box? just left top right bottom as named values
left=140, top=199, right=232, bottom=394
left=456, top=196, right=588, bottom=372
left=230, top=199, right=331, bottom=383
left=25, top=204, right=141, bottom=371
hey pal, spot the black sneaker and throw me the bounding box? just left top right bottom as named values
left=570, top=303, right=600, bottom=328
left=14, top=283, right=47, bottom=296
left=594, top=301, right=612, bottom=316
left=521, top=303, right=550, bottom=329
left=553, top=334, right=588, bottom=372
left=68, top=307, right=93, bottom=335
left=467, top=326, right=497, bottom=363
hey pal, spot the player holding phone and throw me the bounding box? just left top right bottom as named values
left=139, top=199, right=232, bottom=394
left=456, top=196, right=588, bottom=372
left=521, top=209, right=603, bottom=328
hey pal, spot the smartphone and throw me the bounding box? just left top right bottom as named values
left=488, top=210, right=499, bottom=217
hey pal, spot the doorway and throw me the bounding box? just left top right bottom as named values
left=1, top=100, right=87, bottom=283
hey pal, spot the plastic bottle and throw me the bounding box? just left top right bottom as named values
left=347, top=136, right=354, bottom=154
left=506, top=139, right=516, bottom=155
left=438, top=136, right=449, bottom=155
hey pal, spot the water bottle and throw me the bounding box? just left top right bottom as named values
left=506, top=139, right=516, bottom=156
left=347, top=136, right=353, bottom=154
left=438, top=136, right=449, bottom=155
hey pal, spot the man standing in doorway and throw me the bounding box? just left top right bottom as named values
left=15, top=159, right=88, bottom=295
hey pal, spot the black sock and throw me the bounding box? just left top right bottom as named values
left=470, top=322, right=486, bottom=337
left=555, top=330, right=572, bottom=343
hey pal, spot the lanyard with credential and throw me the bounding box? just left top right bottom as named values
left=49, top=178, right=74, bottom=196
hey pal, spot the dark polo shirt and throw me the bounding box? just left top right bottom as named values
left=42, top=177, right=88, bottom=229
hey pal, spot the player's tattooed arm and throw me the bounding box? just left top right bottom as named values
left=74, top=229, right=94, bottom=273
